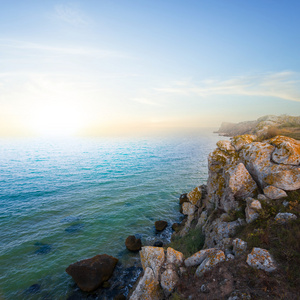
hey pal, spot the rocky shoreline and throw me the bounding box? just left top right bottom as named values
left=65, top=133, right=300, bottom=299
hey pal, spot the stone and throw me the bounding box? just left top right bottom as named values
left=196, top=211, right=208, bottom=229
left=246, top=248, right=276, bottom=272
left=224, top=162, right=258, bottom=200
left=172, top=223, right=180, bottom=232
left=240, top=141, right=300, bottom=191
left=228, top=290, right=251, bottom=300
left=257, top=194, right=268, bottom=202
left=153, top=241, right=163, bottom=247
left=187, top=186, right=202, bottom=206
left=166, top=247, right=184, bottom=266
left=65, top=254, right=118, bottom=292
left=203, top=216, right=244, bottom=248
left=263, top=185, right=287, bottom=200
left=226, top=254, right=235, bottom=261
left=232, top=238, right=247, bottom=256
left=217, top=140, right=236, bottom=153
left=245, top=198, right=261, bottom=224
left=231, top=135, right=257, bottom=151
left=129, top=267, right=162, bottom=300
left=269, top=135, right=300, bottom=166
left=160, top=267, right=179, bottom=297
left=179, top=193, right=189, bottom=205
left=184, top=248, right=217, bottom=267
left=182, top=202, right=196, bottom=216
left=155, top=220, right=168, bottom=231
left=195, top=250, right=225, bottom=276
left=125, top=235, right=142, bottom=252
left=140, top=246, right=165, bottom=280
left=275, top=212, right=297, bottom=224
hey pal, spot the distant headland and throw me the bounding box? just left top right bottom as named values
left=215, top=115, right=300, bottom=140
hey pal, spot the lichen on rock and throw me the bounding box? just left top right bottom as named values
left=246, top=248, right=276, bottom=272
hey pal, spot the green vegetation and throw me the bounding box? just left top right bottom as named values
left=169, top=227, right=205, bottom=257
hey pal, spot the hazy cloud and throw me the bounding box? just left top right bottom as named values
left=131, top=97, right=164, bottom=107
left=156, top=71, right=300, bottom=102
left=54, top=3, right=90, bottom=26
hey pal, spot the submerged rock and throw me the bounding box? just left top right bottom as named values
left=125, top=235, right=142, bottom=252
left=66, top=254, right=118, bottom=292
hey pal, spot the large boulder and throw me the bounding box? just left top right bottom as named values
left=224, top=162, right=258, bottom=200
left=184, top=248, right=217, bottom=267
left=231, top=134, right=257, bottom=151
left=129, top=267, right=162, bottom=300
left=125, top=235, right=142, bottom=252
left=246, top=248, right=276, bottom=272
left=65, top=254, right=118, bottom=292
left=140, top=246, right=165, bottom=280
left=217, top=140, right=236, bottom=154
left=240, top=140, right=300, bottom=191
left=269, top=136, right=300, bottom=166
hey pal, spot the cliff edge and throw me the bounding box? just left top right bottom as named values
left=129, top=134, right=300, bottom=299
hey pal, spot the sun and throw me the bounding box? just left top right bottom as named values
left=28, top=103, right=85, bottom=137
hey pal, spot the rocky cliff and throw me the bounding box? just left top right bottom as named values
left=129, top=135, right=300, bottom=299
left=216, top=115, right=300, bottom=140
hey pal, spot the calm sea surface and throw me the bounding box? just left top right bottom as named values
left=0, top=133, right=224, bottom=299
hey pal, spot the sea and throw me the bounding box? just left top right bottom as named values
left=0, top=132, right=224, bottom=299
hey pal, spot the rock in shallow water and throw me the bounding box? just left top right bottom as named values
left=66, top=254, right=118, bottom=292
left=155, top=220, right=168, bottom=231
left=125, top=235, right=142, bottom=252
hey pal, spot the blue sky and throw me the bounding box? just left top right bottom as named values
left=1, top=0, right=300, bottom=136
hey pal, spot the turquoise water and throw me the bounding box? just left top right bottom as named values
left=0, top=133, right=222, bottom=299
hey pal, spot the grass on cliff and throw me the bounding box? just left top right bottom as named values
left=168, top=227, right=205, bottom=257
left=237, top=189, right=300, bottom=288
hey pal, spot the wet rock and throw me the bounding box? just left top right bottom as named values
left=195, top=250, right=225, bottom=277
left=125, top=235, right=142, bottom=252
left=153, top=241, right=163, bottom=247
left=179, top=193, right=189, bottom=205
left=161, top=267, right=179, bottom=297
left=263, top=185, right=287, bottom=200
left=232, top=238, right=247, bottom=256
left=246, top=248, right=276, bottom=272
left=166, top=247, right=184, bottom=266
left=275, top=212, right=297, bottom=224
left=129, top=267, right=162, bottom=300
left=187, top=186, right=202, bottom=206
left=140, top=246, right=165, bottom=280
left=172, top=223, right=180, bottom=232
left=66, top=254, right=118, bottom=292
left=155, top=220, right=168, bottom=232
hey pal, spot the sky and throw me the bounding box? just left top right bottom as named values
left=1, top=0, right=300, bottom=137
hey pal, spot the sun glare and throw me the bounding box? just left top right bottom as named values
left=28, top=104, right=85, bottom=137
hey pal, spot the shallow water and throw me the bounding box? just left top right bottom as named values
left=0, top=133, right=223, bottom=299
